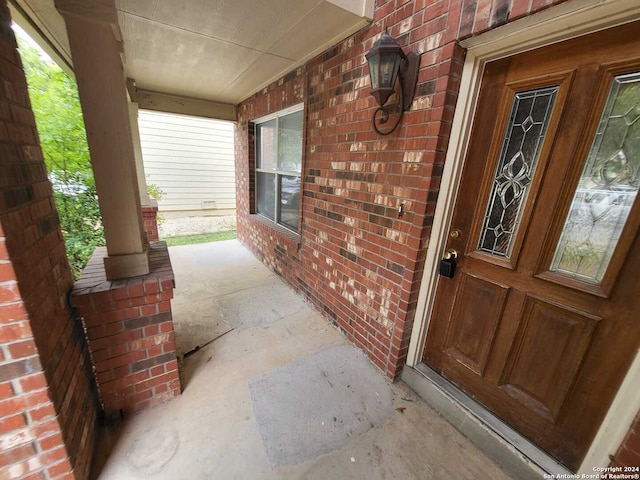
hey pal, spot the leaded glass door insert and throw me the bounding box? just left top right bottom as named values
left=550, top=72, right=640, bottom=284
left=478, top=87, right=558, bottom=258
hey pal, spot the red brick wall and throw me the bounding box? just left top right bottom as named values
left=71, top=243, right=179, bottom=417
left=236, top=0, right=571, bottom=380
left=0, top=221, right=73, bottom=479
left=610, top=412, right=640, bottom=471
left=142, top=201, right=159, bottom=242
left=0, top=2, right=98, bottom=478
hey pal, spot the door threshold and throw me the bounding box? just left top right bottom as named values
left=401, top=363, right=574, bottom=480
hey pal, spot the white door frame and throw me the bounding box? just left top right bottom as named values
left=406, top=0, right=640, bottom=473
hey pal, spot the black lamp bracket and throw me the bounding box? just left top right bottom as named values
left=400, top=51, right=421, bottom=111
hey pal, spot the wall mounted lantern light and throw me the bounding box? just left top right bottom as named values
left=365, top=32, right=421, bottom=135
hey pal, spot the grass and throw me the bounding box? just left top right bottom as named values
left=163, top=230, right=237, bottom=246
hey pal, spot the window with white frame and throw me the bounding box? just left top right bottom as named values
left=255, top=104, right=304, bottom=232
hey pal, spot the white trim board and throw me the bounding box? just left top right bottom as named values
left=253, top=103, right=305, bottom=125
left=406, top=0, right=640, bottom=474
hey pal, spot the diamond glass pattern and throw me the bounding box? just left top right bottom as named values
left=478, top=87, right=559, bottom=257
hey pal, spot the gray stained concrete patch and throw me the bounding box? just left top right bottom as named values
left=250, top=344, right=394, bottom=467
left=126, top=425, right=179, bottom=477
left=216, top=283, right=306, bottom=330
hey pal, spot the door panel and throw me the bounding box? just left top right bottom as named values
left=443, top=273, right=510, bottom=375
left=423, top=21, right=640, bottom=471
left=499, top=296, right=600, bottom=422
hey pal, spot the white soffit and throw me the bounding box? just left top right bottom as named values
left=10, top=0, right=371, bottom=106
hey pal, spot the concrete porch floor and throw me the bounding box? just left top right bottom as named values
left=91, top=240, right=514, bottom=480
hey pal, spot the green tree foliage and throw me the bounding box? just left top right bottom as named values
left=16, top=34, right=105, bottom=279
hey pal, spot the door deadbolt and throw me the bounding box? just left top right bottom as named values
left=450, top=229, right=462, bottom=239
left=443, top=249, right=457, bottom=259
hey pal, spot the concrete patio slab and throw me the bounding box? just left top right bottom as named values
left=218, top=283, right=307, bottom=330
left=169, top=239, right=278, bottom=354
left=92, top=240, right=514, bottom=480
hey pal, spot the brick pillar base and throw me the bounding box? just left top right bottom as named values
left=142, top=200, right=159, bottom=242
left=71, top=242, right=180, bottom=417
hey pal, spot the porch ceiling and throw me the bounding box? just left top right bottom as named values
left=10, top=0, right=372, bottom=105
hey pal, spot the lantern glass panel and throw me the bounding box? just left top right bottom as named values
left=378, top=51, right=401, bottom=89
left=368, top=54, right=380, bottom=89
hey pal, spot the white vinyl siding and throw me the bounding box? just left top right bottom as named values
left=138, top=110, right=236, bottom=212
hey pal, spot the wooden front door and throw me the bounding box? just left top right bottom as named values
left=423, top=22, right=640, bottom=471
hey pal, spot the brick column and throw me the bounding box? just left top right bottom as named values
left=71, top=242, right=180, bottom=417
left=142, top=200, right=159, bottom=242
left=0, top=222, right=74, bottom=480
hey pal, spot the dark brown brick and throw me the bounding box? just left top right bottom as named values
left=130, top=352, right=176, bottom=373
left=0, top=357, right=42, bottom=382
left=124, top=311, right=171, bottom=330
